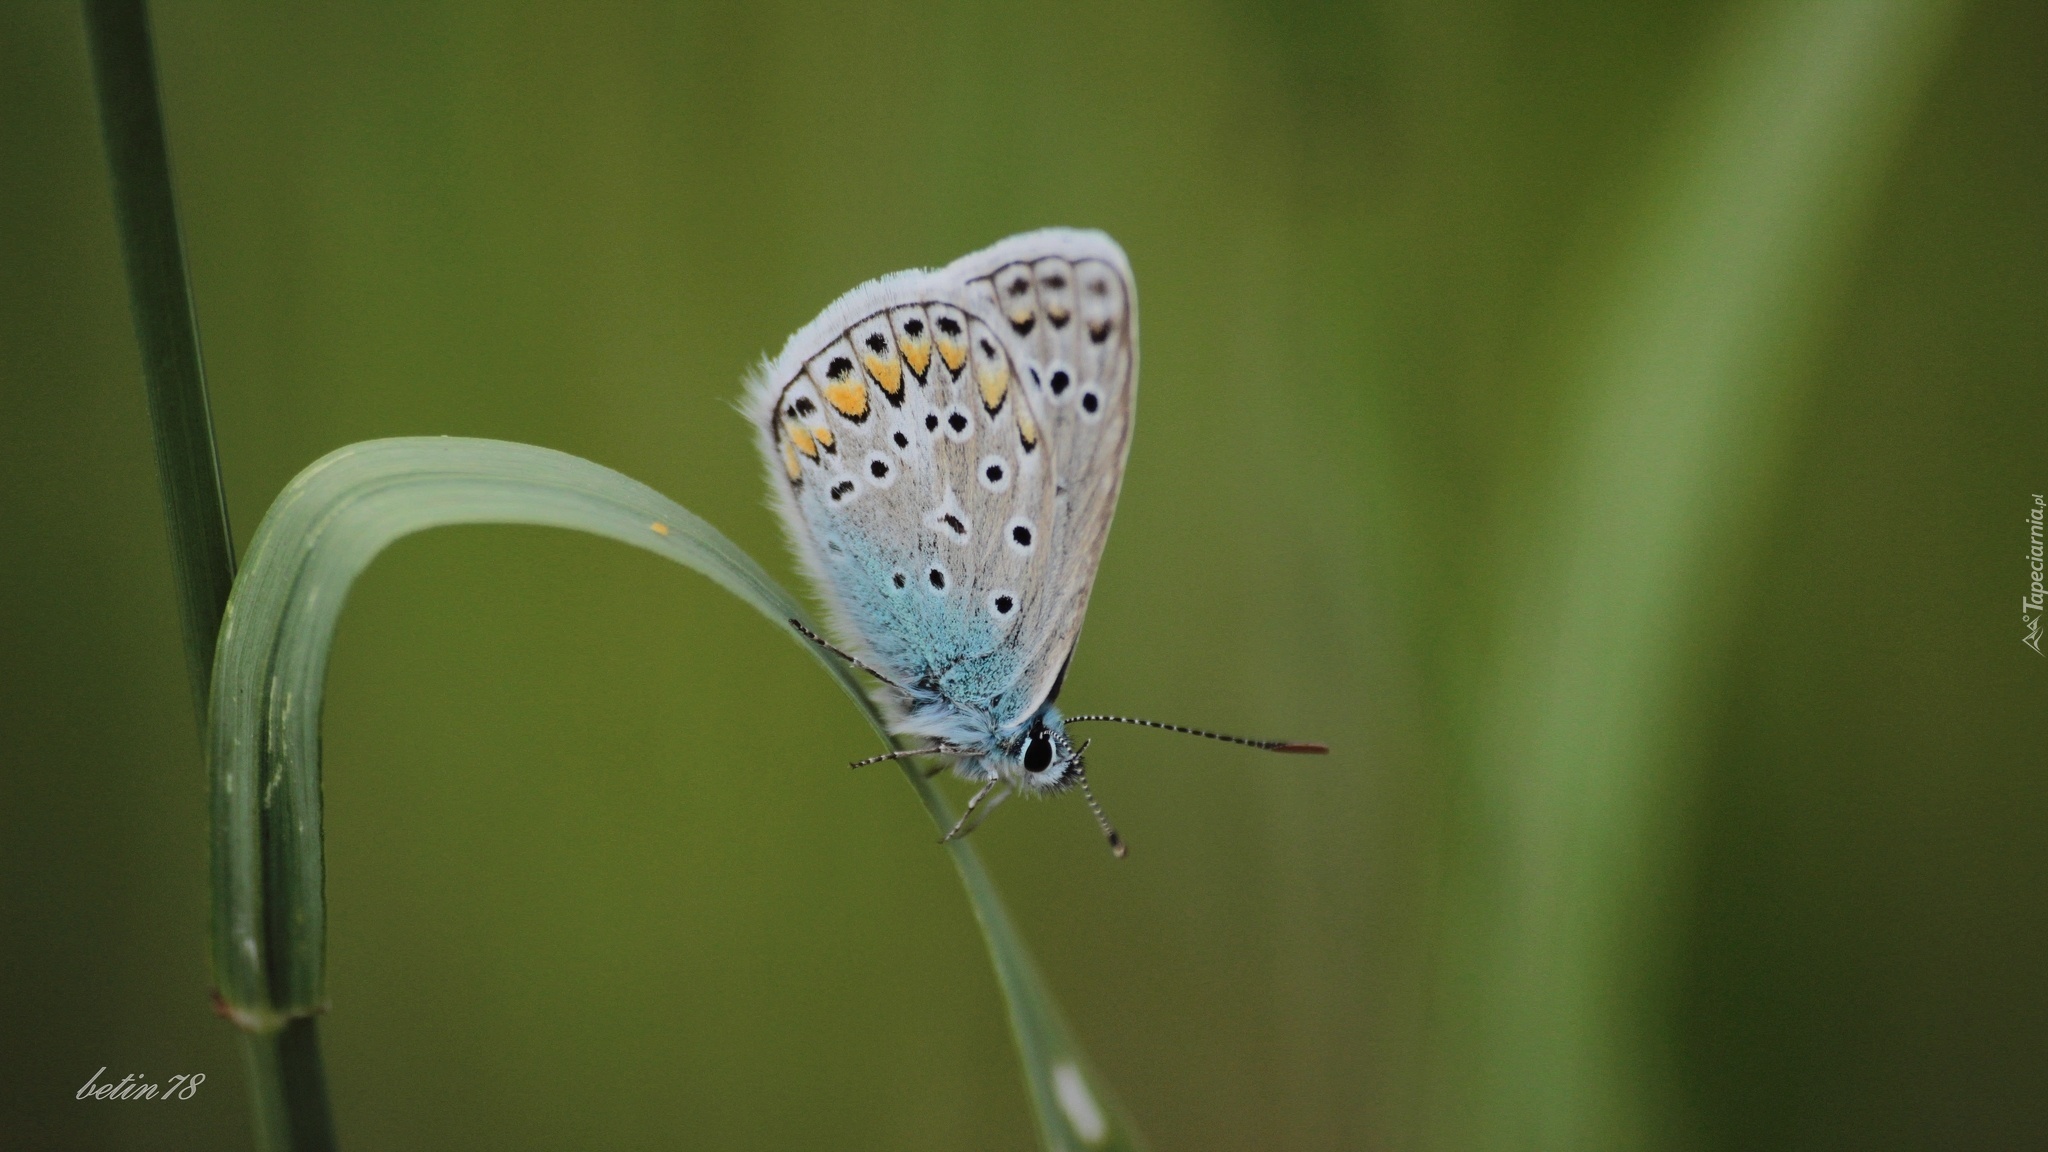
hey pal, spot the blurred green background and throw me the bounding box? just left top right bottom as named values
left=2, top=1, right=2042, bottom=1149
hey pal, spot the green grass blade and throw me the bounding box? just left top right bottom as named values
left=1443, top=1, right=1964, bottom=1149
left=80, top=3, right=331, bottom=1146
left=81, top=0, right=236, bottom=731
left=211, top=436, right=1143, bottom=1151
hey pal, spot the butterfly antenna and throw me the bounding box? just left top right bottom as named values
left=1061, top=715, right=1328, bottom=754
left=1069, top=742, right=1127, bottom=859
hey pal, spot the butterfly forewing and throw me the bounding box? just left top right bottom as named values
left=750, top=229, right=1136, bottom=735
left=959, top=242, right=1136, bottom=726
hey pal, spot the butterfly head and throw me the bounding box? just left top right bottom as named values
left=1003, top=708, right=1082, bottom=794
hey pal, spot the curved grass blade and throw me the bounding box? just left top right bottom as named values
left=211, top=436, right=1143, bottom=1151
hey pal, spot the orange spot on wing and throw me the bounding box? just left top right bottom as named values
left=937, top=336, right=967, bottom=374
left=900, top=339, right=931, bottom=376
left=786, top=420, right=818, bottom=458
left=863, top=352, right=903, bottom=396
left=782, top=442, right=802, bottom=480
left=824, top=377, right=868, bottom=419
left=979, top=363, right=1009, bottom=414
left=813, top=426, right=835, bottom=451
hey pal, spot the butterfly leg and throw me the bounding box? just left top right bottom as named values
left=848, top=745, right=961, bottom=770
left=940, top=779, right=1010, bottom=844
left=788, top=619, right=907, bottom=692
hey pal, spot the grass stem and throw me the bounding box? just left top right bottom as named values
left=83, top=3, right=336, bottom=1148
left=81, top=0, right=236, bottom=732
left=1441, top=2, right=1963, bottom=1147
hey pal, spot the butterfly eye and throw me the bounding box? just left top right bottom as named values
left=1023, top=732, right=1054, bottom=774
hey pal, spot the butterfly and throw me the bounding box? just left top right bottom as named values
left=748, top=228, right=1325, bottom=856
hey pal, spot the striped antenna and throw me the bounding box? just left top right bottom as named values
left=1068, top=741, right=1126, bottom=859
left=1061, top=715, right=1328, bottom=755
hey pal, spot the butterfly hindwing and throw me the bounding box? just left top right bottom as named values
left=750, top=229, right=1136, bottom=733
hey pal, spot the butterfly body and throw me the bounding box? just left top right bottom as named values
left=749, top=229, right=1135, bottom=799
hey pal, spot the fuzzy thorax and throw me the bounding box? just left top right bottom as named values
left=890, top=691, right=1081, bottom=794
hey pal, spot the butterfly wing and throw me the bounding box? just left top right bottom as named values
left=749, top=229, right=1136, bottom=733
left=950, top=231, right=1137, bottom=727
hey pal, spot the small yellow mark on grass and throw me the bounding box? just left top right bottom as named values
left=650, top=522, right=670, bottom=536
